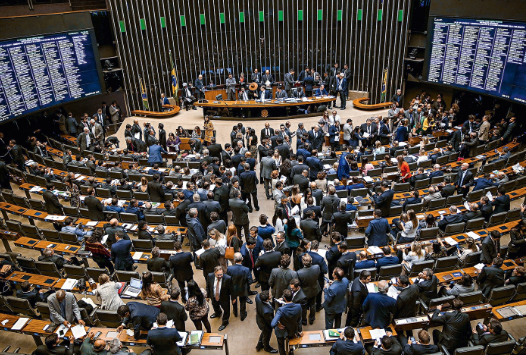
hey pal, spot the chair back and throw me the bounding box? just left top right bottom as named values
left=86, top=267, right=110, bottom=280
left=465, top=218, right=485, bottom=231
left=16, top=257, right=39, bottom=274
left=21, top=224, right=41, bottom=239
left=418, top=227, right=439, bottom=241
left=428, top=198, right=446, bottom=210
left=34, top=261, right=62, bottom=278
left=350, top=188, right=368, bottom=197
left=59, top=232, right=81, bottom=245
left=114, top=270, right=140, bottom=283
left=406, top=202, right=423, bottom=213
left=452, top=346, right=484, bottom=355
left=408, top=260, right=435, bottom=277
left=485, top=340, right=516, bottom=355
left=64, top=265, right=87, bottom=279
left=353, top=268, right=377, bottom=280
left=156, top=240, right=176, bottom=250
left=488, top=285, right=516, bottom=306
left=506, top=208, right=521, bottom=222
left=393, top=183, right=410, bottom=192
left=463, top=251, right=482, bottom=267
left=0, top=295, right=12, bottom=314
left=95, top=310, right=123, bottom=328
left=389, top=205, right=403, bottom=217
left=446, top=194, right=463, bottom=205
left=414, top=179, right=430, bottom=189
left=164, top=216, right=180, bottom=226
left=511, top=282, right=526, bottom=302
left=335, top=190, right=347, bottom=198
left=430, top=175, right=445, bottom=184
left=458, top=291, right=483, bottom=306
left=120, top=213, right=139, bottom=223
left=345, top=236, right=366, bottom=248
left=434, top=256, right=458, bottom=273
left=62, top=206, right=79, bottom=217
left=5, top=297, right=39, bottom=317
left=116, top=190, right=133, bottom=199
left=487, top=212, right=507, bottom=227
left=103, top=211, right=120, bottom=222
left=443, top=222, right=465, bottom=236
left=132, top=239, right=154, bottom=251
left=133, top=192, right=150, bottom=200
left=378, top=264, right=403, bottom=280
left=466, top=189, right=484, bottom=202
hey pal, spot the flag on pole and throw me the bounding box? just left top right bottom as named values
left=140, top=76, right=149, bottom=110
left=381, top=68, right=388, bottom=102
left=169, top=50, right=179, bottom=100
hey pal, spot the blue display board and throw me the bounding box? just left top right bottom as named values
left=0, top=30, right=102, bottom=122
left=427, top=17, right=526, bottom=103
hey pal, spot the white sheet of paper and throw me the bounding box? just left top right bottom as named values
left=363, top=132, right=370, bottom=138
left=61, top=278, right=77, bottom=290
left=366, top=283, right=377, bottom=293
left=71, top=325, right=87, bottom=339
left=474, top=263, right=485, bottom=270
left=132, top=252, right=143, bottom=260
left=11, top=318, right=29, bottom=331
left=486, top=191, right=493, bottom=201
left=86, top=221, right=98, bottom=227
left=466, top=231, right=481, bottom=240
left=464, top=201, right=471, bottom=211
left=369, top=329, right=386, bottom=340
left=444, top=237, right=458, bottom=246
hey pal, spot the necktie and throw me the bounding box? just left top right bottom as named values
left=215, top=279, right=220, bottom=301
left=249, top=250, right=254, bottom=268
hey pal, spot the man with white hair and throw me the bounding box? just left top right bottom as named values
left=363, top=280, right=395, bottom=329
left=77, top=127, right=92, bottom=154
left=455, top=162, right=474, bottom=197
left=90, top=119, right=104, bottom=146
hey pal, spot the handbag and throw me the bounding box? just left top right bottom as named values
left=0, top=264, right=13, bottom=278
left=225, top=239, right=235, bottom=260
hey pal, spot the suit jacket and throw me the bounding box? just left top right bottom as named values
left=480, top=236, right=498, bottom=264
left=169, top=252, right=194, bottom=282
left=275, top=241, right=291, bottom=256
left=416, top=275, right=439, bottom=301
left=403, top=343, right=439, bottom=355
left=438, top=213, right=466, bottom=231
left=48, top=292, right=81, bottom=324
left=333, top=212, right=353, bottom=237
left=148, top=144, right=167, bottom=164
left=349, top=278, right=368, bottom=314
left=371, top=336, right=402, bottom=355
left=77, top=132, right=91, bottom=151
left=269, top=267, right=297, bottom=299
left=431, top=309, right=471, bottom=350
left=260, top=157, right=277, bottom=180
left=394, top=284, right=419, bottom=318
left=16, top=289, right=42, bottom=308
left=492, top=194, right=510, bottom=214
left=271, top=302, right=302, bottom=338
left=376, top=255, right=399, bottom=270
left=147, top=257, right=169, bottom=273
left=32, top=344, right=72, bottom=355
left=292, top=288, right=307, bottom=306
left=284, top=73, right=295, bottom=91
left=43, top=191, right=63, bottom=214
left=472, top=330, right=509, bottom=347
left=111, top=239, right=134, bottom=270
left=321, top=195, right=340, bottom=222
left=308, top=130, right=325, bottom=151
left=261, top=127, right=275, bottom=141
left=330, top=339, right=364, bottom=355
left=200, top=248, right=221, bottom=278
left=256, top=293, right=274, bottom=331
left=323, top=278, right=349, bottom=314
left=206, top=273, right=232, bottom=305
left=297, top=265, right=321, bottom=298
left=365, top=218, right=391, bottom=247
left=160, top=300, right=187, bottom=331
left=147, top=327, right=182, bottom=355
left=373, top=189, right=394, bottom=217
left=229, top=197, right=250, bottom=225
left=300, top=218, right=321, bottom=241
left=363, top=292, right=396, bottom=328
left=147, top=181, right=165, bottom=203
left=337, top=252, right=357, bottom=278
left=456, top=169, right=474, bottom=188
left=124, top=302, right=160, bottom=340
left=478, top=265, right=505, bottom=298
left=240, top=170, right=258, bottom=193
left=226, top=264, right=252, bottom=297
left=255, top=251, right=282, bottom=283
left=84, top=195, right=105, bottom=221
left=276, top=144, right=290, bottom=160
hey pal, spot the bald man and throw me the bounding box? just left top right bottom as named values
left=48, top=290, right=85, bottom=326
left=80, top=332, right=107, bottom=355
left=455, top=162, right=474, bottom=197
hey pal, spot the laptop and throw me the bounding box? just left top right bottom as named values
left=123, top=278, right=142, bottom=297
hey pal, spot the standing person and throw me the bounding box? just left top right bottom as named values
left=336, top=73, right=348, bottom=110
left=226, top=252, right=253, bottom=321
left=185, top=280, right=211, bottom=333
left=240, top=163, right=259, bottom=212
left=204, top=116, right=215, bottom=146
left=160, top=288, right=188, bottom=332
left=206, top=266, right=232, bottom=331
left=147, top=313, right=182, bottom=355
left=169, top=242, right=194, bottom=302
left=480, top=230, right=500, bottom=264
left=47, top=290, right=85, bottom=326
left=195, top=75, right=205, bottom=100
left=230, top=190, right=250, bottom=239
left=393, top=275, right=420, bottom=342
left=284, top=68, right=296, bottom=97
left=43, top=183, right=64, bottom=215
left=271, top=289, right=303, bottom=355
left=431, top=300, right=471, bottom=353
left=158, top=123, right=167, bottom=150
left=478, top=257, right=505, bottom=298
left=91, top=273, right=125, bottom=311
left=255, top=290, right=277, bottom=353
left=363, top=281, right=396, bottom=329
left=85, top=187, right=105, bottom=221
left=111, top=231, right=135, bottom=271
left=296, top=254, right=321, bottom=325
left=269, top=254, right=297, bottom=304
left=8, top=139, right=25, bottom=172
left=226, top=74, right=237, bottom=101
left=109, top=101, right=120, bottom=123
left=323, top=267, right=349, bottom=329
left=117, top=302, right=160, bottom=340
left=254, top=240, right=282, bottom=292
left=346, top=270, right=371, bottom=327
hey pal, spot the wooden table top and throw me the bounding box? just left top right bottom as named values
left=0, top=314, right=21, bottom=330
left=288, top=330, right=326, bottom=346
left=21, top=318, right=53, bottom=335
left=492, top=300, right=526, bottom=320
left=359, top=325, right=397, bottom=342
left=195, top=96, right=336, bottom=108
left=8, top=272, right=58, bottom=288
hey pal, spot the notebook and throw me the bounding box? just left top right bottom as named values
left=123, top=278, right=142, bottom=297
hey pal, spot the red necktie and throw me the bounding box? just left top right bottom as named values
left=249, top=250, right=254, bottom=268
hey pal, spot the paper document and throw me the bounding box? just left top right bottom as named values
left=71, top=325, right=87, bottom=339
left=369, top=329, right=386, bottom=340
left=317, top=249, right=327, bottom=259
left=366, top=283, right=378, bottom=293
left=464, top=201, right=471, bottom=211
left=466, top=231, right=481, bottom=240
left=106, top=331, right=119, bottom=339
left=195, top=248, right=205, bottom=257
left=61, top=278, right=77, bottom=290
left=486, top=191, right=493, bottom=201
left=474, top=263, right=485, bottom=270
left=11, top=318, right=29, bottom=331
left=444, top=237, right=458, bottom=246
left=363, top=132, right=370, bottom=138
left=86, top=221, right=98, bottom=227
left=177, top=332, right=188, bottom=346
left=387, top=285, right=400, bottom=299
left=367, top=246, right=383, bottom=255
left=363, top=176, right=373, bottom=183
left=134, top=133, right=140, bottom=139
left=101, top=234, right=108, bottom=244
left=132, top=252, right=143, bottom=260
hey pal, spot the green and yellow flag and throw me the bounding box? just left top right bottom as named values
left=140, top=76, right=149, bottom=110
left=169, top=50, right=179, bottom=100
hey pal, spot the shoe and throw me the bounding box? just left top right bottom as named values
left=218, top=324, right=228, bottom=331
left=192, top=107, right=197, bottom=110
left=255, top=283, right=260, bottom=288
left=249, top=209, right=253, bottom=213
left=133, top=264, right=138, bottom=270
left=316, top=307, right=323, bottom=312
left=302, top=322, right=307, bottom=326
left=210, top=313, right=221, bottom=319
left=255, top=207, right=260, bottom=211
left=246, top=298, right=253, bottom=304
left=264, top=348, right=278, bottom=354
left=256, top=343, right=264, bottom=352
left=249, top=290, right=258, bottom=295
left=309, top=319, right=315, bottom=325
left=241, top=313, right=247, bottom=321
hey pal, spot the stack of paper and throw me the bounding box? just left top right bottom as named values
left=444, top=237, right=458, bottom=246
left=466, top=231, right=481, bottom=240
left=11, top=318, right=29, bottom=330
left=61, top=278, right=77, bottom=290
left=132, top=252, right=143, bottom=260
left=464, top=201, right=471, bottom=211
left=71, top=325, right=87, bottom=339
left=29, top=186, right=44, bottom=193
left=177, top=332, right=188, bottom=346
left=86, top=221, right=98, bottom=227
left=366, top=283, right=378, bottom=293
left=474, top=263, right=485, bottom=270
left=363, top=176, right=373, bottom=183
left=367, top=246, right=383, bottom=255
left=387, top=285, right=400, bottom=300
left=486, top=191, right=493, bottom=201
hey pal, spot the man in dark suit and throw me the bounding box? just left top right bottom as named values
left=117, top=302, right=160, bottom=340
left=415, top=268, right=439, bottom=302
left=296, top=254, right=321, bottom=325
left=409, top=168, right=428, bottom=187
left=372, top=181, right=394, bottom=217
left=431, top=300, right=471, bottom=353
left=274, top=232, right=291, bottom=256
left=492, top=189, right=510, bottom=214
left=305, top=241, right=328, bottom=311
left=187, top=194, right=209, bottom=232
left=438, top=206, right=466, bottom=231
left=292, top=170, right=310, bottom=193
left=227, top=252, right=253, bottom=320
left=478, top=196, right=494, bottom=222
left=330, top=326, right=364, bottom=355
left=336, top=244, right=357, bottom=279
left=365, top=209, right=391, bottom=247
left=321, top=186, right=340, bottom=235
left=240, top=163, right=259, bottom=213
left=111, top=231, right=134, bottom=271
left=323, top=267, right=349, bottom=329
left=360, top=119, right=378, bottom=147
left=455, top=162, right=474, bottom=197
left=289, top=278, right=308, bottom=312
left=300, top=210, right=321, bottom=242
left=326, top=233, right=343, bottom=279
left=354, top=251, right=375, bottom=270
left=271, top=289, right=303, bottom=355
left=17, top=281, right=44, bottom=308
left=125, top=137, right=147, bottom=153
left=478, top=257, right=505, bottom=298
left=332, top=202, right=353, bottom=238
left=261, top=123, right=275, bottom=142
left=363, top=280, right=396, bottom=329
left=85, top=187, right=105, bottom=221
left=199, top=240, right=221, bottom=279
left=168, top=242, right=194, bottom=302
left=160, top=288, right=187, bottom=332
left=394, top=275, right=420, bottom=339
left=230, top=190, right=250, bottom=239
left=404, top=330, right=439, bottom=355
left=255, top=240, right=282, bottom=292
left=213, top=180, right=230, bottom=222
left=306, top=151, right=323, bottom=182
left=43, top=183, right=63, bottom=215
left=346, top=270, right=370, bottom=327
left=147, top=174, right=165, bottom=203
left=256, top=291, right=278, bottom=353
left=481, top=231, right=500, bottom=264
left=376, top=246, right=400, bottom=270
left=275, top=138, right=290, bottom=161
left=33, top=333, right=73, bottom=355
left=206, top=266, right=232, bottom=331
left=147, top=312, right=182, bottom=355
left=440, top=178, right=456, bottom=198
left=308, top=126, right=324, bottom=152
left=471, top=319, right=509, bottom=348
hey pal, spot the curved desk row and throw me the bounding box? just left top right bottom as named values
left=131, top=104, right=181, bottom=118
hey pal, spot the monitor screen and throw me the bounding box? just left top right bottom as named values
left=0, top=30, right=102, bottom=123
left=425, top=17, right=526, bottom=103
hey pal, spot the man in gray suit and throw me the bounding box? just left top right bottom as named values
left=226, top=74, right=237, bottom=101
left=48, top=290, right=85, bottom=326
left=261, top=151, right=277, bottom=199
left=296, top=254, right=321, bottom=325
left=229, top=190, right=250, bottom=239
left=269, top=254, right=298, bottom=308
left=284, top=69, right=296, bottom=97
left=77, top=127, right=92, bottom=154
left=66, top=113, right=78, bottom=135
left=321, top=186, right=340, bottom=235
left=90, top=119, right=104, bottom=146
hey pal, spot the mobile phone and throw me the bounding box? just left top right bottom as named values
left=93, top=331, right=102, bottom=340
left=409, top=337, right=416, bottom=343
left=324, top=277, right=330, bottom=283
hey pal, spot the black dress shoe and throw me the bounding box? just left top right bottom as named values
left=264, top=348, right=278, bottom=354
left=255, top=207, right=260, bottom=211
left=249, top=209, right=253, bottom=213
left=210, top=313, right=221, bottom=319
left=309, top=319, right=315, bottom=325
left=241, top=313, right=247, bottom=321
left=249, top=290, right=258, bottom=295
left=256, top=344, right=263, bottom=352
left=246, top=298, right=254, bottom=305
left=233, top=311, right=238, bottom=317
left=218, top=324, right=228, bottom=331
left=255, top=283, right=260, bottom=288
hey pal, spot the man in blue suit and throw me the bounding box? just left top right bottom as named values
left=306, top=151, right=323, bottom=181
left=365, top=209, right=391, bottom=247
left=354, top=251, right=375, bottom=270
left=147, top=312, right=182, bottom=355
left=117, top=302, right=160, bottom=340
left=306, top=240, right=328, bottom=311
left=472, top=173, right=499, bottom=191
left=259, top=86, right=272, bottom=100
left=255, top=291, right=277, bottom=353
left=372, top=181, right=394, bottom=217
left=376, top=246, right=400, bottom=270
left=271, top=289, right=303, bottom=355
left=329, top=327, right=364, bottom=355
left=329, top=121, right=341, bottom=151
left=402, top=191, right=421, bottom=212
left=323, top=267, right=349, bottom=329
left=428, top=164, right=444, bottom=179
left=363, top=280, right=396, bottom=329
left=147, top=143, right=168, bottom=167
left=227, top=252, right=253, bottom=320
left=314, top=84, right=328, bottom=97
left=241, top=236, right=263, bottom=285
left=336, top=74, right=348, bottom=109
left=111, top=231, right=134, bottom=271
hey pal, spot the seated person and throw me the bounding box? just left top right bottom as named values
left=125, top=199, right=145, bottom=221
left=404, top=330, right=439, bottom=355
left=16, top=281, right=44, bottom=308
left=154, top=225, right=180, bottom=241
left=333, top=179, right=346, bottom=191
left=61, top=217, right=92, bottom=243
left=471, top=319, right=509, bottom=347
left=402, top=190, right=421, bottom=212
left=506, top=266, right=526, bottom=286
left=376, top=246, right=399, bottom=270
left=354, top=251, right=375, bottom=270
left=473, top=173, right=499, bottom=191
left=105, top=198, right=125, bottom=213
left=146, top=247, right=170, bottom=273
left=38, top=247, right=69, bottom=270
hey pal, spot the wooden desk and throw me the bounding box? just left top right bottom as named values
left=428, top=304, right=492, bottom=324
left=0, top=313, right=22, bottom=331
left=0, top=229, right=20, bottom=252
left=8, top=272, right=58, bottom=289
left=60, top=134, right=77, bottom=145
left=433, top=270, right=465, bottom=284
left=289, top=330, right=327, bottom=347
left=393, top=316, right=430, bottom=331
left=463, top=260, right=517, bottom=278
left=492, top=300, right=526, bottom=321
left=359, top=325, right=397, bottom=343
